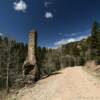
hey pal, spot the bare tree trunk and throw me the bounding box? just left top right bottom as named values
left=6, top=63, right=9, bottom=93
left=60, top=46, right=63, bottom=69
left=6, top=41, right=11, bottom=93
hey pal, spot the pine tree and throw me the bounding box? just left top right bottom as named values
left=91, top=21, right=100, bottom=64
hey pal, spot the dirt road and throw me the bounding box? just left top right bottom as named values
left=12, top=67, right=100, bottom=100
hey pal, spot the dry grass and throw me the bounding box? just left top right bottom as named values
left=0, top=90, right=7, bottom=100
left=84, top=61, right=100, bottom=78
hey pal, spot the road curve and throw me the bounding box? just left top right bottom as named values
left=13, top=67, right=100, bottom=100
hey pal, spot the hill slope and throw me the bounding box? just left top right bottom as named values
left=10, top=67, right=100, bottom=100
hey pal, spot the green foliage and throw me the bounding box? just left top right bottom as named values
left=91, top=21, right=100, bottom=61
left=0, top=36, right=27, bottom=89
left=42, top=50, right=60, bottom=75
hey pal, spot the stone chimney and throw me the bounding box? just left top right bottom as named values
left=28, top=30, right=37, bottom=65
left=23, top=30, right=38, bottom=82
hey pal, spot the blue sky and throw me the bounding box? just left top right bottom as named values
left=0, top=0, right=100, bottom=48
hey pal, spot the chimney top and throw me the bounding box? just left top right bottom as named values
left=30, top=30, right=37, bottom=33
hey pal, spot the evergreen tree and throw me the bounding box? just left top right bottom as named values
left=91, top=21, right=100, bottom=64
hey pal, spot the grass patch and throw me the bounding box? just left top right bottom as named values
left=83, top=61, right=100, bottom=80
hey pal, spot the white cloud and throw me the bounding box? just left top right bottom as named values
left=0, top=33, right=3, bottom=36
left=47, top=46, right=59, bottom=49
left=54, top=35, right=90, bottom=46
left=71, top=32, right=78, bottom=36
left=54, top=38, right=75, bottom=46
left=13, top=0, right=27, bottom=12
left=45, top=12, right=53, bottom=19
left=44, top=2, right=52, bottom=7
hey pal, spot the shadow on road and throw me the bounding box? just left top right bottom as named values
left=41, top=72, right=62, bottom=80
